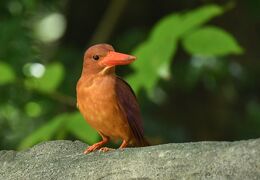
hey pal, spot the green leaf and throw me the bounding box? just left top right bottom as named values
left=128, top=40, right=177, bottom=94
left=66, top=112, right=99, bottom=144
left=128, top=5, right=224, bottom=94
left=179, top=4, right=223, bottom=37
left=0, top=62, right=15, bottom=85
left=25, top=62, right=64, bottom=93
left=19, top=111, right=99, bottom=150
left=182, top=26, right=243, bottom=56
left=18, top=113, right=67, bottom=150
left=150, top=4, right=224, bottom=40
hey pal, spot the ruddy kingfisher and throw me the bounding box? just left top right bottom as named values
left=76, top=44, right=148, bottom=154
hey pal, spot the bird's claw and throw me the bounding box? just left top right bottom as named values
left=84, top=144, right=100, bottom=154
left=99, top=147, right=114, bottom=152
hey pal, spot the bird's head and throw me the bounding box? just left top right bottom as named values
left=82, top=44, right=136, bottom=75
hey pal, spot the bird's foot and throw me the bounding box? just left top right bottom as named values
left=119, top=148, right=126, bottom=151
left=84, top=143, right=102, bottom=154
left=99, top=147, right=114, bottom=152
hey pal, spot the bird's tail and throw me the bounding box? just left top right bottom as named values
left=136, top=136, right=150, bottom=147
left=142, top=138, right=150, bottom=146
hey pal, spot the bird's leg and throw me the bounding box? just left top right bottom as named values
left=100, top=140, right=128, bottom=153
left=84, top=136, right=109, bottom=154
left=100, top=139, right=128, bottom=152
left=98, top=134, right=114, bottom=152
left=119, top=140, right=128, bottom=149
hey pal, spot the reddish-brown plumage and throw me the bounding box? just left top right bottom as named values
left=76, top=44, right=148, bottom=154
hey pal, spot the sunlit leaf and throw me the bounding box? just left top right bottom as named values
left=0, top=62, right=15, bottom=85
left=18, top=113, right=67, bottom=150
left=66, top=112, right=99, bottom=144
left=128, top=40, right=177, bottom=94
left=18, top=111, right=99, bottom=150
left=25, top=62, right=64, bottom=93
left=150, top=4, right=224, bottom=40
left=182, top=26, right=243, bottom=56
left=128, top=5, right=224, bottom=94
left=179, top=4, right=223, bottom=37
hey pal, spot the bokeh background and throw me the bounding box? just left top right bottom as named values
left=1, top=0, right=260, bottom=150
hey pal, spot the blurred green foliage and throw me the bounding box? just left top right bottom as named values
left=182, top=26, right=243, bottom=56
left=25, top=63, right=65, bottom=93
left=19, top=112, right=99, bottom=150
left=0, top=62, right=16, bottom=85
left=128, top=5, right=242, bottom=95
left=0, top=0, right=259, bottom=150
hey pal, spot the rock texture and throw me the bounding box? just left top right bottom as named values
left=0, top=139, right=259, bottom=180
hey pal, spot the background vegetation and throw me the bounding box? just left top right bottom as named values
left=0, top=0, right=260, bottom=150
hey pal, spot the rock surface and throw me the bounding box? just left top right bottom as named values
left=0, top=139, right=259, bottom=180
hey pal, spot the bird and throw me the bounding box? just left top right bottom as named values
left=76, top=43, right=149, bottom=154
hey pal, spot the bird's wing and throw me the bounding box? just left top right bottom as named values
left=115, top=77, right=147, bottom=146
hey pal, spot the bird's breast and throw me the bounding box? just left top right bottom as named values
left=77, top=75, right=116, bottom=117
left=76, top=75, right=130, bottom=139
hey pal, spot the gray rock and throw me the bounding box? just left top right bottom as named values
left=0, top=139, right=259, bottom=180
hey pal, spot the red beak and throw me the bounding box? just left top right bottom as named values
left=100, top=51, right=136, bottom=67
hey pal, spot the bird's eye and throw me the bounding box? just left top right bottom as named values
left=92, top=55, right=99, bottom=61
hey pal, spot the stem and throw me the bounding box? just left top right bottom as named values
left=89, top=0, right=128, bottom=44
